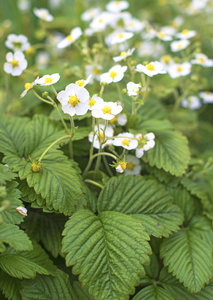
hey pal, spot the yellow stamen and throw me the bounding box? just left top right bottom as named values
left=102, top=106, right=112, bottom=114
left=93, top=67, right=100, bottom=75
left=115, top=1, right=120, bottom=6
left=122, top=139, right=130, bottom=146
left=41, top=11, right=47, bottom=19
left=25, top=83, right=32, bottom=90
left=198, top=57, right=205, bottom=63
left=68, top=95, right=79, bottom=107
left=44, top=77, right=53, bottom=84
left=119, top=33, right=124, bottom=39
left=182, top=29, right=189, bottom=35
left=205, top=91, right=210, bottom=95
left=99, top=18, right=103, bottom=23
left=146, top=64, right=155, bottom=71
left=89, top=99, right=96, bottom=107
left=11, top=59, right=19, bottom=68
left=110, top=116, right=118, bottom=124
left=162, top=55, right=170, bottom=64
left=120, top=51, right=127, bottom=57
left=119, top=161, right=126, bottom=171
left=126, top=162, right=135, bottom=170
left=67, top=35, right=74, bottom=41
left=159, top=32, right=165, bottom=38
left=98, top=132, right=104, bottom=141
left=25, top=46, right=35, bottom=55
left=110, top=71, right=117, bottom=78
left=178, top=44, right=183, bottom=49
left=177, top=66, right=183, bottom=72
left=77, top=80, right=84, bottom=87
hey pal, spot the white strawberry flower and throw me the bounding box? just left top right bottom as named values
left=124, top=18, right=145, bottom=33
left=20, top=76, right=39, bottom=98
left=88, top=95, right=104, bottom=110
left=127, top=82, right=141, bottom=96
left=135, top=132, right=155, bottom=158
left=167, top=62, right=191, bottom=78
left=85, top=65, right=102, bottom=82
left=89, top=12, right=112, bottom=32
left=81, top=8, right=101, bottom=21
left=57, top=83, right=90, bottom=116
left=160, top=55, right=174, bottom=70
left=16, top=206, right=27, bottom=216
left=113, top=48, right=135, bottom=62
left=57, top=27, right=82, bottom=49
left=113, top=132, right=138, bottom=150
left=125, top=155, right=142, bottom=175
left=4, top=51, right=27, bottom=76
left=88, top=124, right=114, bottom=149
left=75, top=74, right=93, bottom=88
left=135, top=61, right=166, bottom=77
left=92, top=101, right=123, bottom=120
left=100, top=65, right=127, bottom=84
left=159, top=26, right=176, bottom=36
left=176, top=29, right=196, bottom=39
left=106, top=30, right=133, bottom=46
left=199, top=91, right=213, bottom=103
left=35, top=73, right=60, bottom=86
left=33, top=8, right=53, bottom=21
left=110, top=113, right=127, bottom=126
left=155, top=31, right=173, bottom=41
left=106, top=1, right=129, bottom=13
left=181, top=96, right=201, bottom=109
left=5, top=34, right=30, bottom=52
left=170, top=40, right=190, bottom=52
left=191, top=53, right=213, bottom=67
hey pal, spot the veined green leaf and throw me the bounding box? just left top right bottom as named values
left=73, top=281, right=95, bottom=300
left=62, top=209, right=151, bottom=300
left=0, top=224, right=32, bottom=252
left=21, top=269, right=75, bottom=300
left=0, top=164, right=17, bottom=184
left=97, top=176, right=184, bottom=237
left=0, top=271, right=21, bottom=300
left=0, top=244, right=56, bottom=279
left=189, top=215, right=213, bottom=247
left=160, top=226, right=213, bottom=293
left=132, top=285, right=175, bottom=300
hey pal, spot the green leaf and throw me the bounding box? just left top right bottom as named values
left=97, top=176, right=183, bottom=238
left=21, top=269, right=75, bottom=300
left=0, top=271, right=21, bottom=300
left=134, top=119, right=174, bottom=132
left=0, top=244, right=56, bottom=279
left=132, top=285, right=175, bottom=300
left=189, top=215, right=213, bottom=247
left=143, top=130, right=190, bottom=177
left=1, top=181, right=24, bottom=225
left=0, top=164, right=17, bottom=184
left=160, top=226, right=213, bottom=293
left=22, top=210, right=67, bottom=257
left=62, top=209, right=151, bottom=300
left=0, top=224, right=32, bottom=252
left=73, top=281, right=95, bottom=300
left=19, top=158, right=82, bottom=215
left=72, top=127, right=91, bottom=141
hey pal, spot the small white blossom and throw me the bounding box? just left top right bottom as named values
left=33, top=8, right=53, bottom=21
left=159, top=26, right=176, bottom=36
left=113, top=48, right=135, bottom=62
left=35, top=73, right=60, bottom=86
left=110, top=113, right=127, bottom=126
left=135, top=61, right=166, bottom=77
left=160, top=55, right=174, bottom=70
left=85, top=65, right=102, bottom=82
left=181, top=96, right=201, bottom=109
left=20, top=77, right=39, bottom=98
left=176, top=29, right=196, bottom=39
left=89, top=12, right=112, bottom=32
left=168, top=62, right=191, bottom=78
left=88, top=124, right=114, bottom=149
left=127, top=82, right=141, bottom=96
left=5, top=34, right=30, bottom=52
left=199, top=91, right=213, bottom=103
left=100, top=65, right=127, bottom=84
left=135, top=132, right=155, bottom=158
left=92, top=101, right=123, bottom=120
left=191, top=53, right=213, bottom=67
left=16, top=206, right=27, bottom=216
left=81, top=8, right=101, bottom=21
left=124, top=18, right=145, bottom=33
left=170, top=40, right=190, bottom=52
left=57, top=27, right=82, bottom=49
left=113, top=132, right=138, bottom=150
left=106, top=30, right=133, bottom=46
left=125, top=155, right=142, bottom=175
left=155, top=31, right=173, bottom=41
left=75, top=75, right=93, bottom=88
left=57, top=83, right=90, bottom=116
left=4, top=51, right=27, bottom=76
left=35, top=51, right=50, bottom=69
left=88, top=95, right=104, bottom=110
left=106, top=1, right=129, bottom=13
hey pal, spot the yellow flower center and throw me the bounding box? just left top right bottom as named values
left=177, top=66, right=183, bottom=72
left=119, top=33, right=124, bottom=39
left=25, top=83, right=32, bottom=90
left=110, top=71, right=117, bottom=78
left=178, top=44, right=183, bottom=49
left=115, top=1, right=120, bottom=6
left=77, top=80, right=84, bottom=87
left=67, top=35, right=74, bottom=41
left=89, top=99, right=96, bottom=107
left=126, top=162, right=135, bottom=170
left=44, top=77, right=53, bottom=84
left=68, top=95, right=79, bottom=107
left=182, top=29, right=189, bottom=35
left=129, top=22, right=134, bottom=27
left=198, top=57, right=205, bottom=63
left=98, top=132, right=104, bottom=141
left=188, top=97, right=193, bottom=104
left=25, top=46, right=35, bottom=54
left=11, top=59, right=19, bottom=68
left=120, top=51, right=127, bottom=57
left=205, top=91, right=210, bottom=95
left=110, top=116, right=118, bottom=124
left=146, top=64, right=155, bottom=71
left=102, top=106, right=112, bottom=114
left=122, top=139, right=130, bottom=146
left=162, top=55, right=170, bottom=64
left=93, top=67, right=100, bottom=75
left=159, top=32, right=165, bottom=38
left=41, top=11, right=47, bottom=19
left=99, top=18, right=103, bottom=23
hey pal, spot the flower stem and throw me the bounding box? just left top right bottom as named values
left=84, top=179, right=104, bottom=189
left=116, top=83, right=123, bottom=103
left=32, top=90, right=53, bottom=105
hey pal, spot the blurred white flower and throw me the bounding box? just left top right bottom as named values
left=100, top=65, right=127, bottom=84
left=113, top=132, right=138, bottom=150
left=127, top=82, right=141, bottom=96
left=89, top=12, right=112, bottom=32
left=110, top=113, right=127, bottom=126
left=81, top=8, right=101, bottom=21
left=155, top=31, right=173, bottom=41
left=35, top=73, right=60, bottom=86
left=168, top=62, right=191, bottom=78
left=170, top=39, right=190, bottom=52
left=160, top=55, right=174, bottom=70
left=113, top=48, right=135, bottom=62
left=57, top=27, right=82, bottom=49
left=75, top=75, right=93, bottom=88
left=106, top=30, right=133, bottom=46
left=5, top=34, right=30, bottom=52
left=35, top=51, right=50, bottom=69
left=191, top=53, right=213, bottom=67
left=181, top=96, right=201, bottom=109
left=4, top=51, right=27, bottom=76
left=176, top=29, right=196, bottom=39
left=106, top=1, right=129, bottom=13
left=124, top=18, right=145, bottom=33
left=199, top=91, right=213, bottom=103
left=125, top=155, right=142, bottom=175
left=85, top=65, right=102, bottom=82
left=135, top=61, right=166, bottom=77
left=33, top=8, right=54, bottom=21
left=20, top=77, right=39, bottom=98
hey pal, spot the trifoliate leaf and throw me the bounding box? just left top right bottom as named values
left=0, top=224, right=32, bottom=252
left=97, top=176, right=184, bottom=238
left=0, top=271, right=21, bottom=300
left=21, top=269, right=75, bottom=300
left=62, top=209, right=151, bottom=300
left=132, top=285, right=175, bottom=300
left=0, top=244, right=56, bottom=279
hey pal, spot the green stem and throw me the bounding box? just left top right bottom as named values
left=103, top=156, right=114, bottom=177
left=69, top=116, right=75, bottom=159
left=38, top=135, right=70, bottom=163
left=51, top=85, right=58, bottom=97
left=116, top=83, right=123, bottom=103
left=135, top=76, right=150, bottom=113
left=100, top=84, right=105, bottom=97
left=84, top=179, right=104, bottom=189
left=32, top=90, right=53, bottom=105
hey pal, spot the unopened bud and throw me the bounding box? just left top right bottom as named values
left=42, top=91, right=49, bottom=98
